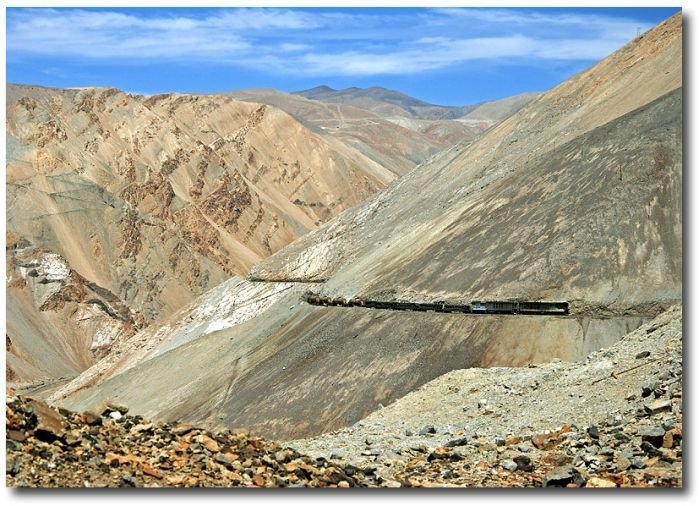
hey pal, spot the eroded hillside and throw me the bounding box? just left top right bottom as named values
left=250, top=86, right=538, bottom=173
left=30, top=14, right=683, bottom=444
left=6, top=85, right=395, bottom=385
left=225, top=88, right=446, bottom=175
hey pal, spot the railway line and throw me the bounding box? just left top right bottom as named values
left=305, top=293, right=569, bottom=316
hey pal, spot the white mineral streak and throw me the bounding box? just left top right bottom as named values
left=39, top=253, right=71, bottom=282
left=284, top=238, right=339, bottom=280
left=90, top=324, right=123, bottom=352
left=152, top=278, right=296, bottom=357
left=201, top=280, right=294, bottom=335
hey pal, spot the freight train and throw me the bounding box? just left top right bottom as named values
left=306, top=293, right=569, bottom=316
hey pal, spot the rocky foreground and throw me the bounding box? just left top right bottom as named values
left=5, top=395, right=380, bottom=488
left=6, top=306, right=682, bottom=488
left=292, top=305, right=683, bottom=488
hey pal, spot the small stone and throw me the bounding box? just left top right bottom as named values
left=642, top=442, right=662, bottom=458
left=195, top=435, right=220, bottom=453
left=495, top=436, right=506, bottom=447
left=214, top=454, right=233, bottom=466
left=337, top=480, right=351, bottom=489
left=641, top=381, right=658, bottom=397
left=172, top=423, right=194, bottom=436
left=639, top=426, right=665, bottom=448
left=587, top=425, right=600, bottom=439
left=29, top=399, right=65, bottom=442
left=514, top=455, right=534, bottom=472
left=7, top=458, right=21, bottom=476
left=445, top=436, right=468, bottom=448
left=635, top=351, right=651, bottom=359
left=587, top=477, right=617, bottom=488
left=531, top=432, right=559, bottom=450
left=516, top=443, right=532, bottom=453
left=616, top=456, right=631, bottom=471
left=404, top=429, right=413, bottom=437
left=107, top=402, right=129, bottom=415
left=142, top=465, right=162, bottom=479
left=121, top=474, right=137, bottom=487
left=644, top=399, right=672, bottom=415
left=7, top=430, right=27, bottom=442
left=275, top=449, right=295, bottom=463
left=82, top=412, right=102, bottom=426
left=598, top=447, right=615, bottom=456
left=478, top=399, right=488, bottom=409
left=252, top=475, right=265, bottom=487
left=543, top=465, right=585, bottom=488
left=630, top=457, right=646, bottom=469
left=418, top=425, right=436, bottom=435
left=64, top=432, right=82, bottom=446
left=614, top=432, right=631, bottom=443
left=501, top=459, right=518, bottom=472
left=6, top=440, right=22, bottom=452
left=109, top=411, right=123, bottom=421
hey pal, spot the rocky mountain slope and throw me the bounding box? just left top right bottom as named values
left=252, top=14, right=682, bottom=309
left=294, top=85, right=477, bottom=120
left=291, top=305, right=682, bottom=487
left=224, top=88, right=446, bottom=175
left=283, top=86, right=538, bottom=166
left=7, top=304, right=681, bottom=488
left=6, top=84, right=395, bottom=385
left=30, top=13, right=682, bottom=446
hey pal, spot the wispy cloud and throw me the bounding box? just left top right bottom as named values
left=7, top=7, right=656, bottom=76
left=7, top=8, right=318, bottom=60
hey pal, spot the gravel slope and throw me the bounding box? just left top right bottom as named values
left=290, top=305, right=682, bottom=487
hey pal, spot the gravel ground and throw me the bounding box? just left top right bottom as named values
left=290, top=305, right=683, bottom=487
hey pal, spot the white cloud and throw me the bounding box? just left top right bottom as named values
left=7, top=7, right=655, bottom=76
left=279, top=43, right=312, bottom=52
left=7, top=8, right=317, bottom=61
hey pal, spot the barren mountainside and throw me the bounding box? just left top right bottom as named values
left=6, top=85, right=395, bottom=385
left=44, top=14, right=683, bottom=444
left=273, top=86, right=539, bottom=168
left=294, top=85, right=477, bottom=120
left=224, top=88, right=445, bottom=175
left=51, top=15, right=682, bottom=438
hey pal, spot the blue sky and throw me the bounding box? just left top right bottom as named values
left=6, top=7, right=680, bottom=105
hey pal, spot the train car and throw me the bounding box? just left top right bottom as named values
left=443, top=303, right=470, bottom=314
left=331, top=297, right=348, bottom=306
left=350, top=297, right=365, bottom=307
left=518, top=301, right=569, bottom=315
left=471, top=301, right=518, bottom=314
left=364, top=300, right=392, bottom=310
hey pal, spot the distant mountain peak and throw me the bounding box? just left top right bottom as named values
left=303, top=85, right=336, bottom=93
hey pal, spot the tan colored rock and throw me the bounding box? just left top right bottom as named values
left=29, top=399, right=65, bottom=441
left=196, top=434, right=221, bottom=453
left=587, top=477, right=617, bottom=488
